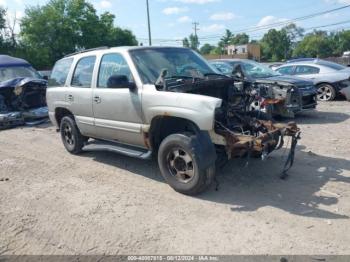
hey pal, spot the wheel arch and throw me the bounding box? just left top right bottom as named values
left=316, top=82, right=336, bottom=89
left=148, top=116, right=200, bottom=151
left=55, top=107, right=74, bottom=129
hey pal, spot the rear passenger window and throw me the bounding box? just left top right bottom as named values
left=48, top=58, right=73, bottom=87
left=98, top=53, right=133, bottom=88
left=295, top=66, right=320, bottom=75
left=71, top=56, right=96, bottom=88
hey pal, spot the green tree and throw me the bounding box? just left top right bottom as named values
left=218, top=29, right=233, bottom=51
left=331, top=30, right=350, bottom=56
left=260, top=28, right=291, bottom=61
left=0, top=7, right=6, bottom=50
left=20, top=0, right=137, bottom=69
left=231, top=33, right=249, bottom=45
left=200, top=43, right=215, bottom=54
left=210, top=46, right=224, bottom=55
left=283, top=23, right=304, bottom=44
left=293, top=31, right=333, bottom=58
left=182, top=37, right=190, bottom=48
left=189, top=33, right=199, bottom=50
left=0, top=7, right=5, bottom=30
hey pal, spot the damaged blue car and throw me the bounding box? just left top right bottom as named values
left=0, top=55, right=48, bottom=129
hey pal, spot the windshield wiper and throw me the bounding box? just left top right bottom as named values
left=203, top=72, right=226, bottom=77
left=166, top=75, right=202, bottom=80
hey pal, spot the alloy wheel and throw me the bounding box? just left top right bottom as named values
left=317, top=85, right=333, bottom=101
left=62, top=123, right=75, bottom=146
left=166, top=148, right=195, bottom=184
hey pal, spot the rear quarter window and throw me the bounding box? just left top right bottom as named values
left=48, top=58, right=74, bottom=87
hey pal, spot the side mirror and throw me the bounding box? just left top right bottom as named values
left=107, top=75, right=136, bottom=90
left=231, top=64, right=245, bottom=81
left=43, top=75, right=49, bottom=80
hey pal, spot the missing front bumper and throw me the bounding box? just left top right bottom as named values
left=218, top=121, right=301, bottom=177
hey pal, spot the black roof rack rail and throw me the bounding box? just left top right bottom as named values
left=64, top=46, right=109, bottom=58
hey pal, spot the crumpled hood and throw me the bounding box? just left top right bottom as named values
left=0, top=77, right=47, bottom=90
left=256, top=75, right=313, bottom=86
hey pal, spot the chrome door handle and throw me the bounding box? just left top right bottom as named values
left=94, top=96, right=101, bottom=103
left=67, top=94, right=74, bottom=102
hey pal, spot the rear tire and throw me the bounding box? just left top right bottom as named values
left=317, top=83, right=336, bottom=101
left=60, top=116, right=86, bottom=154
left=158, top=133, right=215, bottom=195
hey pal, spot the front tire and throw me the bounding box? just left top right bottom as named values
left=60, top=116, right=86, bottom=154
left=317, top=83, right=336, bottom=101
left=158, top=133, right=215, bottom=195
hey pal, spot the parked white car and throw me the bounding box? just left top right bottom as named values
left=275, top=59, right=350, bottom=101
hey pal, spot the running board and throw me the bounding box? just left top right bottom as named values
left=83, top=139, right=152, bottom=160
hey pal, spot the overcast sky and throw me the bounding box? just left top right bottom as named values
left=1, top=0, right=350, bottom=46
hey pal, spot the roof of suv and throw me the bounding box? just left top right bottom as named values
left=64, top=46, right=190, bottom=58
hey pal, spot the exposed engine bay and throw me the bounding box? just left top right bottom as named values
left=0, top=78, right=48, bottom=129
left=156, top=75, right=301, bottom=177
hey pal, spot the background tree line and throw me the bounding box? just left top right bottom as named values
left=0, top=0, right=138, bottom=69
left=185, top=24, right=350, bottom=62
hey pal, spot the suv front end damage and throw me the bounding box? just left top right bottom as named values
left=216, top=118, right=300, bottom=178
left=155, top=73, right=301, bottom=177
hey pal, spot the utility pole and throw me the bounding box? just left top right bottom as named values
left=192, top=22, right=199, bottom=50
left=146, top=0, right=152, bottom=46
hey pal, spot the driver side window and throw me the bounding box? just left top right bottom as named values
left=98, top=53, right=133, bottom=88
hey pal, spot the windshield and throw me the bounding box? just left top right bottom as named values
left=129, top=48, right=219, bottom=84
left=234, top=60, right=280, bottom=79
left=0, top=66, right=42, bottom=82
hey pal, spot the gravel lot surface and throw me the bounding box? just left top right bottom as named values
left=1, top=101, right=350, bottom=255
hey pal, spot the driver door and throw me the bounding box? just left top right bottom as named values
left=92, top=53, right=144, bottom=147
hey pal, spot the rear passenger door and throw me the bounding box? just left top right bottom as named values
left=66, top=56, right=96, bottom=137
left=92, top=53, right=144, bottom=147
left=294, top=65, right=320, bottom=80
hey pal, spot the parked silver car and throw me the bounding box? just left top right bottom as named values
left=275, top=59, right=350, bottom=101
left=47, top=46, right=301, bottom=195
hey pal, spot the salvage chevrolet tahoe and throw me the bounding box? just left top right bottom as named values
left=47, top=47, right=300, bottom=195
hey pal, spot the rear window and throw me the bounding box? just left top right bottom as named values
left=317, top=60, right=346, bottom=71
left=49, top=58, right=73, bottom=87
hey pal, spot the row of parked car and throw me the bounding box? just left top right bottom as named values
left=0, top=47, right=348, bottom=195
left=210, top=58, right=350, bottom=102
